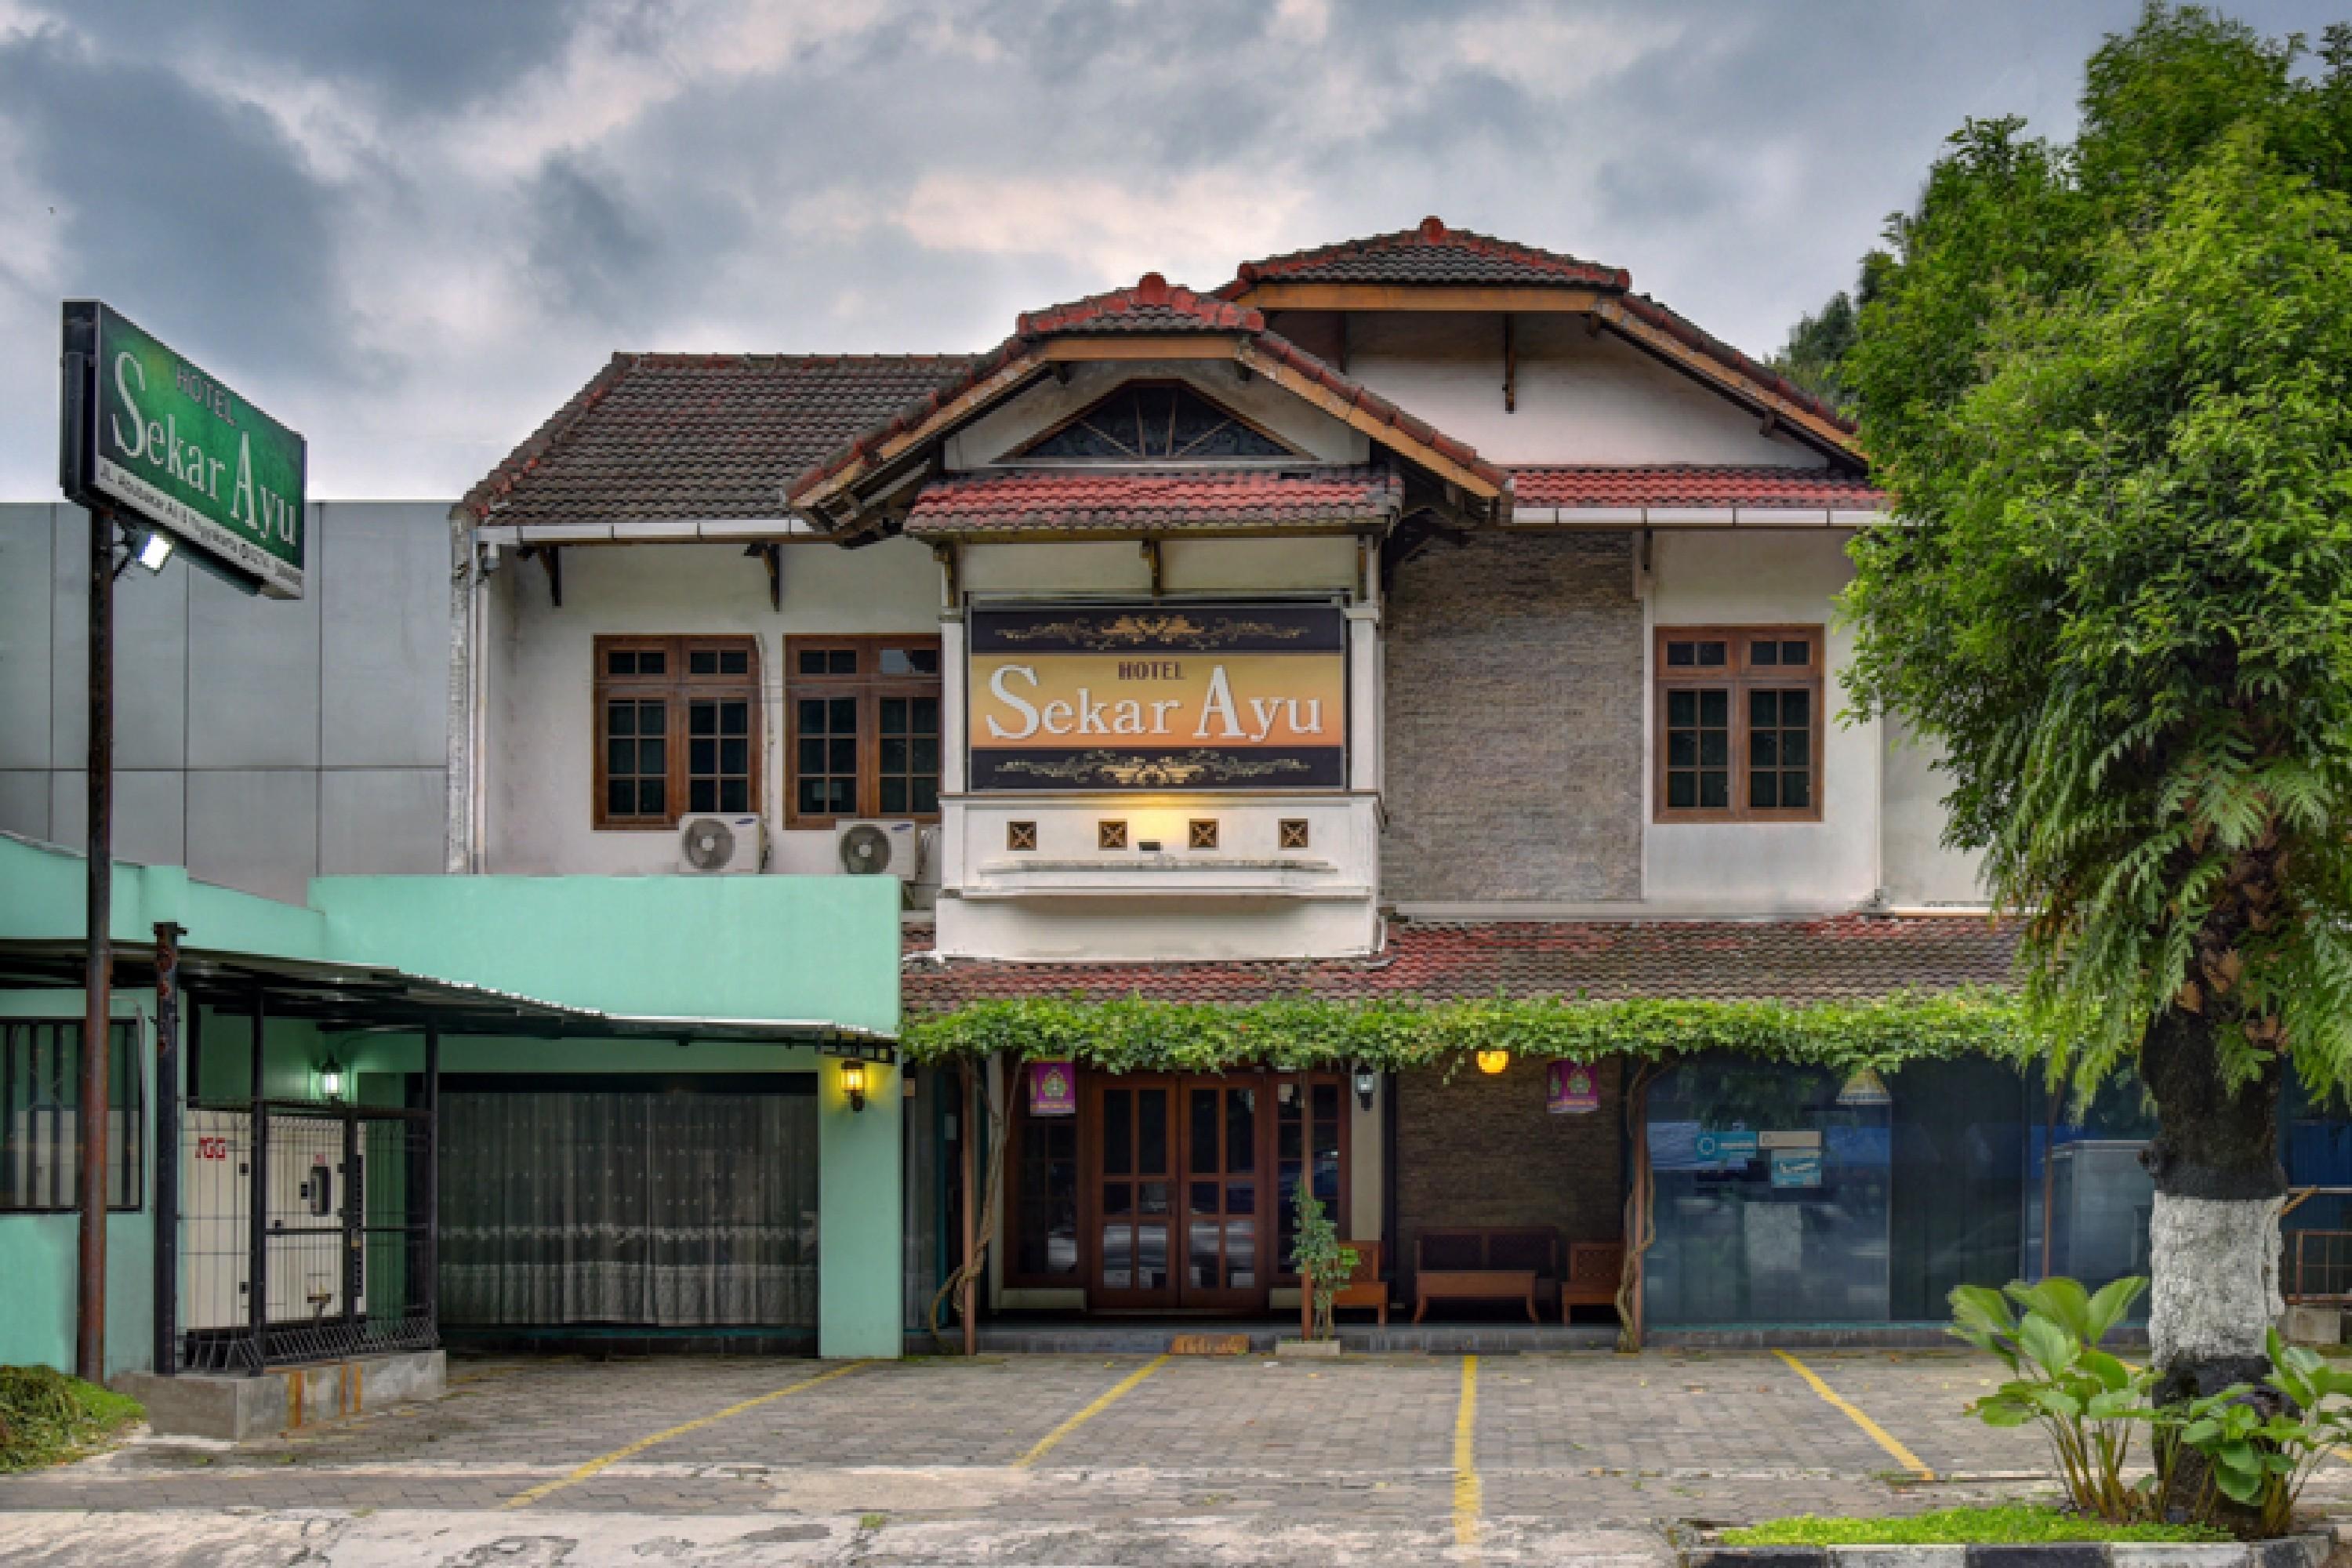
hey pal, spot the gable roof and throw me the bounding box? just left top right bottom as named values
left=903, top=465, right=1403, bottom=539
left=1221, top=217, right=1858, bottom=454
left=1221, top=216, right=1629, bottom=293
left=783, top=274, right=1513, bottom=524
left=455, top=353, right=978, bottom=525
left=902, top=914, right=2016, bottom=1012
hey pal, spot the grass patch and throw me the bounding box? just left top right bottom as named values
left=0, top=1365, right=144, bottom=1472
left=1721, top=1504, right=2230, bottom=1547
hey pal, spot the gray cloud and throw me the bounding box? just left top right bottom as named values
left=0, top=0, right=2339, bottom=499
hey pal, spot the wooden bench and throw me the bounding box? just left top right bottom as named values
left=1301, top=1240, right=1389, bottom=1334
left=1413, top=1227, right=1559, bottom=1323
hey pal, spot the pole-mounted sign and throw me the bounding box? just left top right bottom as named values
left=60, top=300, right=307, bottom=598
left=56, top=301, right=305, bottom=1382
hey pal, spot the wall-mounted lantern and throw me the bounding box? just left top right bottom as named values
left=317, top=1053, right=346, bottom=1102
left=1474, top=1049, right=1509, bottom=1076
left=1352, top=1065, right=1378, bottom=1112
left=840, top=1058, right=869, bottom=1113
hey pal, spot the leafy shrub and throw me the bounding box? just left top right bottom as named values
left=2169, top=1328, right=2352, bottom=1537
left=1950, top=1276, right=2155, bottom=1523
left=0, top=1366, right=143, bottom=1472
left=1289, top=1185, right=1358, bottom=1342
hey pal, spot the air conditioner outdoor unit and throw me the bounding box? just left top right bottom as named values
left=837, top=819, right=921, bottom=878
left=679, top=814, right=766, bottom=874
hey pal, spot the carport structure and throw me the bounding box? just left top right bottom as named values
left=0, top=834, right=906, bottom=1381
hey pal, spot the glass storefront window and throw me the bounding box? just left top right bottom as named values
left=1888, top=1058, right=2026, bottom=1319
left=1643, top=1058, right=1890, bottom=1324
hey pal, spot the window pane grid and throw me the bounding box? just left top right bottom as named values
left=1657, top=628, right=1822, bottom=821
left=594, top=637, right=758, bottom=829
left=786, top=637, right=943, bottom=825
left=2, top=1022, right=142, bottom=1214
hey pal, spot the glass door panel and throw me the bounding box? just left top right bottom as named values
left=1091, top=1081, right=1178, bottom=1305
left=1178, top=1080, right=1264, bottom=1308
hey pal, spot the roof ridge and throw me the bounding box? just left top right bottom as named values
left=1217, top=215, right=1632, bottom=298
left=1014, top=271, right=1263, bottom=336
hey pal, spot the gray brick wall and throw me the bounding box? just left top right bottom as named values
left=1393, top=1058, right=1624, bottom=1303
left=1381, top=530, right=1642, bottom=902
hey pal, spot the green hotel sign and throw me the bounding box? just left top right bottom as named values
left=60, top=301, right=307, bottom=598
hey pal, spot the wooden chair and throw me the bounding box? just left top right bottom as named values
left=1561, top=1241, right=1626, bottom=1323
left=1301, top=1240, right=1389, bottom=1334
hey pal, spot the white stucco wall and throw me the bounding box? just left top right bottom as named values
left=484, top=537, right=941, bottom=877
left=1343, top=312, right=1831, bottom=470
left=1880, top=715, right=1987, bottom=907
left=1642, top=528, right=1878, bottom=914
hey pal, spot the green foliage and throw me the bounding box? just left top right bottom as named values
left=1721, top=1504, right=2225, bottom=1546
left=1843, top=5, right=2352, bottom=1092
left=1770, top=253, right=1893, bottom=414
left=2169, top=1327, right=2352, bottom=1534
left=1289, top=1185, right=1358, bottom=1342
left=0, top=1366, right=143, bottom=1472
left=1949, top=1276, right=2155, bottom=1521
left=901, top=990, right=2034, bottom=1073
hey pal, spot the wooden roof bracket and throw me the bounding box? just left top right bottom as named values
left=745, top=541, right=782, bottom=611
left=1502, top=313, right=1517, bottom=413
left=1141, top=537, right=1164, bottom=599
left=931, top=541, right=960, bottom=604
left=517, top=543, right=561, bottom=608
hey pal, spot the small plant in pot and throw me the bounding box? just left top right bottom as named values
left=1279, top=1185, right=1357, bottom=1357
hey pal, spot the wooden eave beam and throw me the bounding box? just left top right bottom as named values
left=1039, top=336, right=1241, bottom=362
left=905, top=523, right=1388, bottom=547
left=1235, top=338, right=1502, bottom=502
left=1589, top=298, right=1862, bottom=463
left=1228, top=283, right=1607, bottom=313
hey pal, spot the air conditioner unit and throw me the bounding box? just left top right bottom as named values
left=679, top=814, right=766, bottom=874
left=837, top=819, right=920, bottom=877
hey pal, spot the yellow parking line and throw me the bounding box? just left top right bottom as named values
left=1014, top=1354, right=1170, bottom=1469
left=503, top=1360, right=869, bottom=1508
left=1454, top=1353, right=1482, bottom=1548
left=1774, top=1348, right=1936, bottom=1481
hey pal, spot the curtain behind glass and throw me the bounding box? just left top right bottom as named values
left=440, top=1089, right=818, bottom=1328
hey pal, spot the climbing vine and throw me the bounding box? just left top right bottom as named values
left=901, top=989, right=2035, bottom=1074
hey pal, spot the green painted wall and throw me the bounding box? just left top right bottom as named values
left=0, top=989, right=156, bottom=1379
left=309, top=874, right=901, bottom=1039
left=2, top=840, right=909, bottom=1365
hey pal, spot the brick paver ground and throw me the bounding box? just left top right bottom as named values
left=5, top=1346, right=2350, bottom=1563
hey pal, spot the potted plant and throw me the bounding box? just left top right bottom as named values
left=1278, top=1185, right=1357, bottom=1358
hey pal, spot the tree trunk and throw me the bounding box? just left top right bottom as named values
left=2139, top=1003, right=2286, bottom=1406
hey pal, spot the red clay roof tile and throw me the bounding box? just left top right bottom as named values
left=902, top=465, right=1402, bottom=538
left=902, top=916, right=2014, bottom=1013
left=1512, top=466, right=1889, bottom=510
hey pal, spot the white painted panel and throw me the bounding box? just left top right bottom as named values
left=48, top=769, right=185, bottom=869
left=1345, top=313, right=1830, bottom=469
left=320, top=503, right=451, bottom=768
left=959, top=542, right=1149, bottom=597
left=319, top=768, right=448, bottom=875
left=1643, top=529, right=1877, bottom=913
left=185, top=769, right=318, bottom=903
left=0, top=506, right=55, bottom=768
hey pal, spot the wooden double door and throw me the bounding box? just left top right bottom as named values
left=1087, top=1073, right=1347, bottom=1311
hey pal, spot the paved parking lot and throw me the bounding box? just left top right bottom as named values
left=3, top=1346, right=2347, bottom=1565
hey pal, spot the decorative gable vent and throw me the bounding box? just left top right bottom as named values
left=1020, top=382, right=1297, bottom=463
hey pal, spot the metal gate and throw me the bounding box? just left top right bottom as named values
left=168, top=1096, right=437, bottom=1374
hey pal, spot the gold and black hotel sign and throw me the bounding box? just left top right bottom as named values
left=967, top=604, right=1346, bottom=790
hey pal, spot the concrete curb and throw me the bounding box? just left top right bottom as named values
left=1681, top=1531, right=2333, bottom=1568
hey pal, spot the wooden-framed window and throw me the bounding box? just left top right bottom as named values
left=593, top=635, right=761, bottom=829
left=1654, top=626, right=1823, bottom=822
left=785, top=636, right=942, bottom=826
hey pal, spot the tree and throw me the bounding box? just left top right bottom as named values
left=1842, top=2, right=2352, bottom=1418
left=1771, top=252, right=1893, bottom=415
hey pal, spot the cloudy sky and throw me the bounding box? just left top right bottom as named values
left=0, top=0, right=2334, bottom=499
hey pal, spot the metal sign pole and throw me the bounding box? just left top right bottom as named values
left=77, top=506, right=114, bottom=1384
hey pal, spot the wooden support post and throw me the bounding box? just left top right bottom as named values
left=960, top=1058, right=978, bottom=1357
left=248, top=989, right=268, bottom=1367
left=423, top=1029, right=441, bottom=1340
